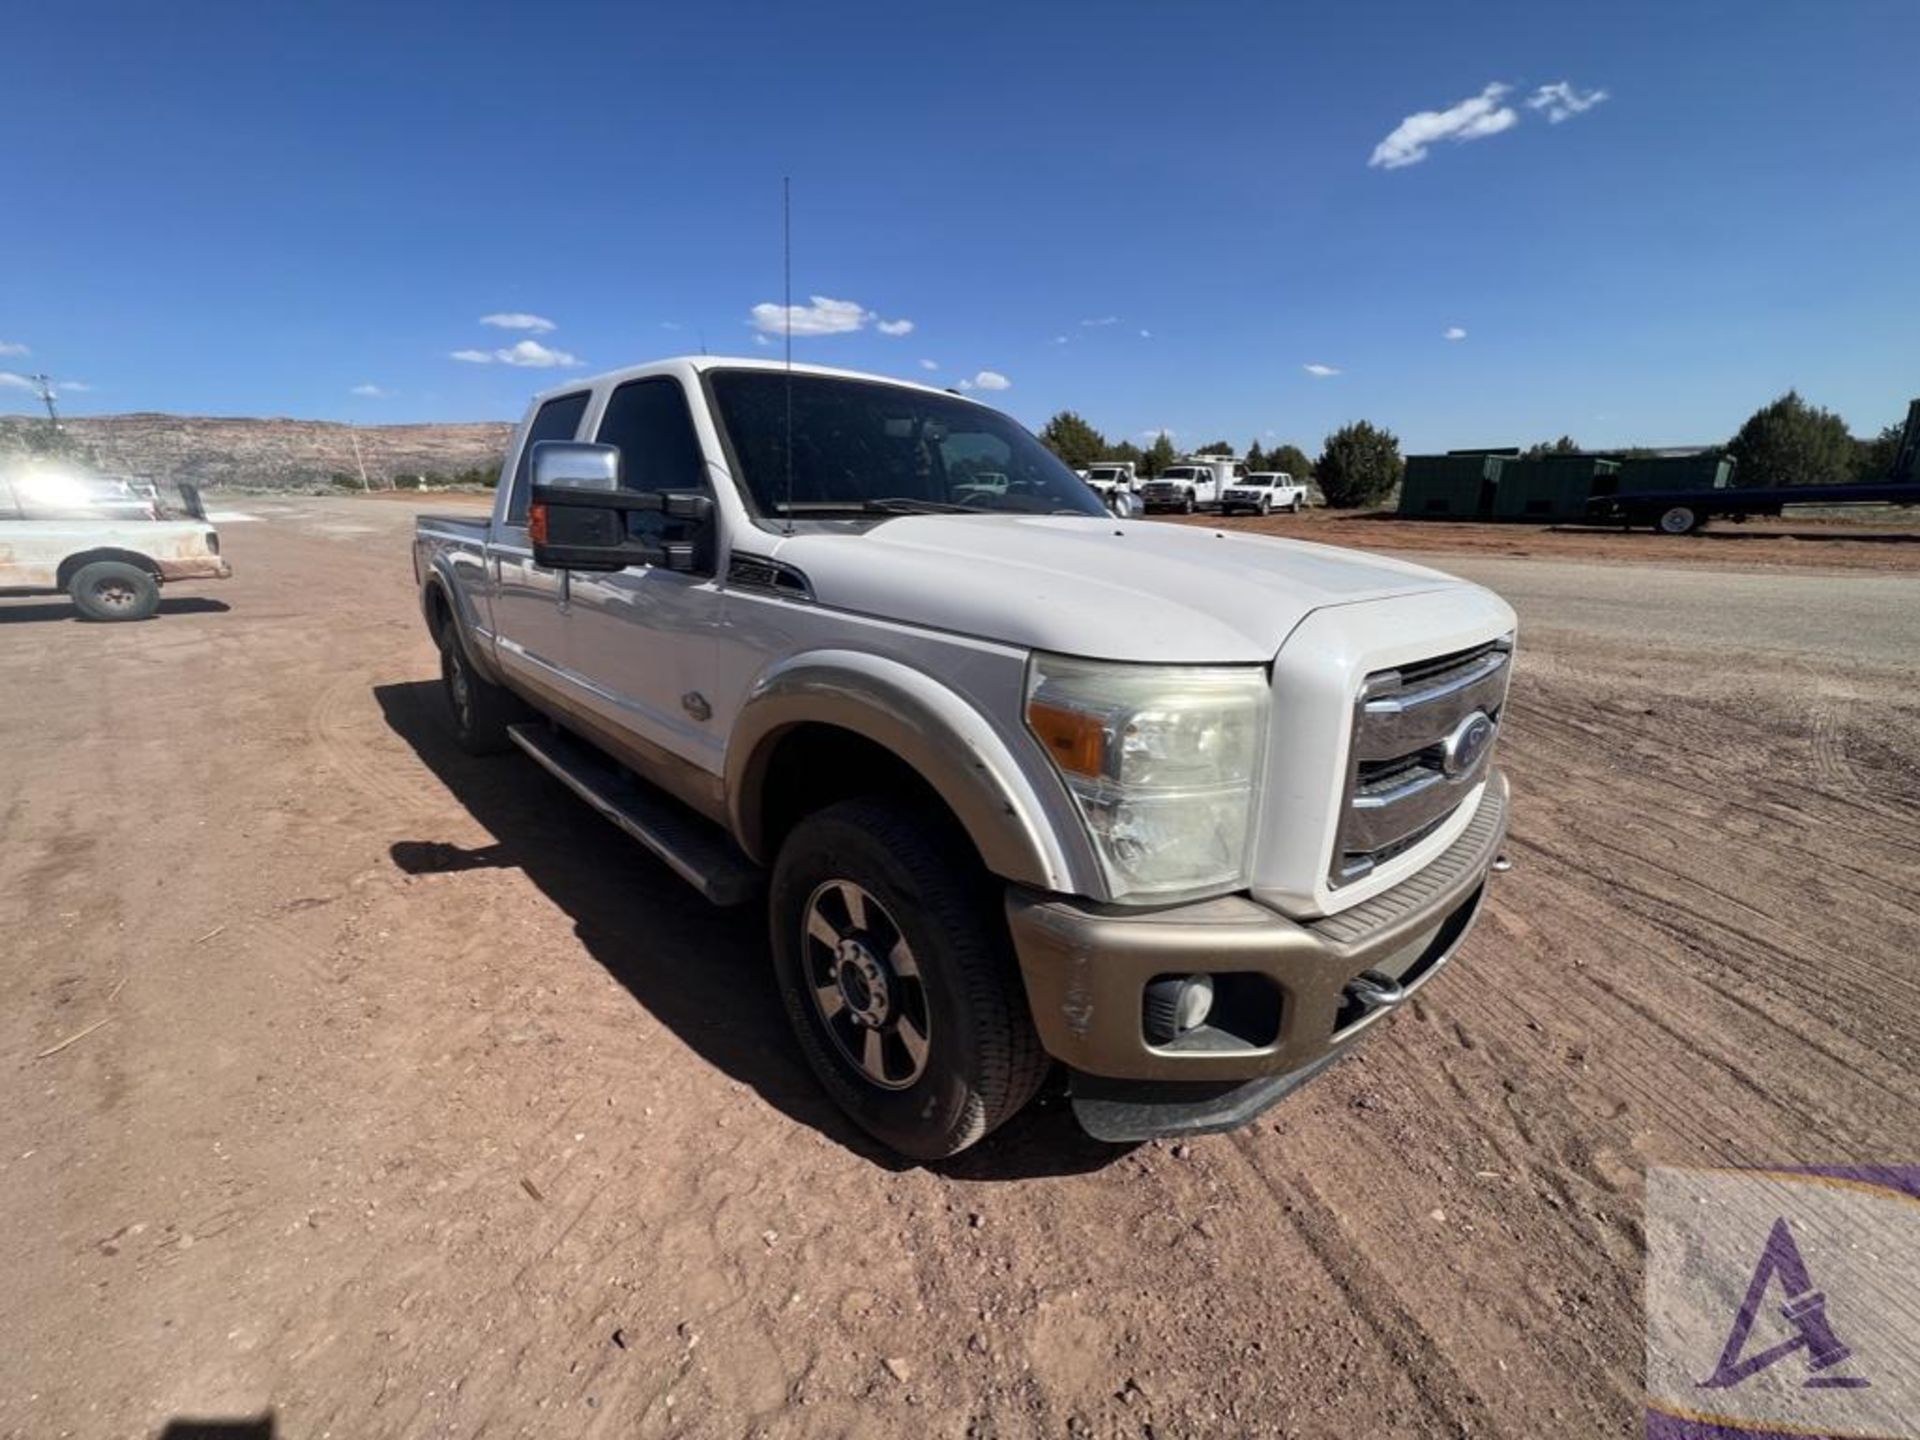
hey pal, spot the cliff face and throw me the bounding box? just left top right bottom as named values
left=37, top=413, right=515, bottom=489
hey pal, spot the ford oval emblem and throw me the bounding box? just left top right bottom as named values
left=1442, top=711, right=1496, bottom=778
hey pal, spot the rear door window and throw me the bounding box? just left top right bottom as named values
left=505, top=391, right=590, bottom=526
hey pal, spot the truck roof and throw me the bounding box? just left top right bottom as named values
left=529, top=355, right=990, bottom=410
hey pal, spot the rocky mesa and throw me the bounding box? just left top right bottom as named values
left=22, top=413, right=514, bottom=490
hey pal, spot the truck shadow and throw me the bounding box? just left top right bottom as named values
left=373, top=680, right=1126, bottom=1180
left=0, top=596, right=232, bottom=624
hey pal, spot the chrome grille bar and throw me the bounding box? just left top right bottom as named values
left=1330, top=639, right=1511, bottom=886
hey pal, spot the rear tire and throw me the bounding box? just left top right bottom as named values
left=68, top=561, right=159, bottom=622
left=770, top=798, right=1049, bottom=1160
left=440, top=636, right=525, bottom=755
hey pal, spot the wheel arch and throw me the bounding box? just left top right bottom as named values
left=420, top=560, right=506, bottom=685
left=57, top=548, right=162, bottom=591
left=726, top=652, right=1090, bottom=895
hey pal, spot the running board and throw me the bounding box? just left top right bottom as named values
left=506, top=723, right=763, bottom=906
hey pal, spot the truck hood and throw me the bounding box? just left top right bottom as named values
left=767, top=515, right=1468, bottom=662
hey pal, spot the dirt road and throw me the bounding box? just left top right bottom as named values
left=4, top=498, right=1916, bottom=1439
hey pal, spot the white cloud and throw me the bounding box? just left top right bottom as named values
left=1303, top=363, right=1341, bottom=378
left=1137, top=427, right=1176, bottom=442
left=876, top=318, right=914, bottom=336
left=351, top=383, right=392, bottom=398
left=0, top=371, right=34, bottom=389
left=753, top=333, right=774, bottom=348
left=955, top=370, right=1010, bottom=392
left=1444, top=326, right=1468, bottom=340
left=1527, top=81, right=1608, bottom=123
left=1080, top=315, right=1120, bottom=327
left=1369, top=83, right=1518, bottom=170
left=1139, top=329, right=1152, bottom=339
left=58, top=380, right=91, bottom=393
left=480, top=312, right=556, bottom=333
left=1052, top=335, right=1069, bottom=345
left=0, top=340, right=27, bottom=356
left=659, top=321, right=683, bottom=331
left=919, top=359, right=939, bottom=371
left=750, top=295, right=872, bottom=337
left=451, top=340, right=581, bottom=368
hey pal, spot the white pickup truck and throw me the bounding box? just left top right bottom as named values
left=1220, top=472, right=1310, bottom=516
left=0, top=469, right=231, bottom=620
left=413, top=358, right=1514, bottom=1158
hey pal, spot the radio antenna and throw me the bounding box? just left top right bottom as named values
left=782, top=175, right=795, bottom=536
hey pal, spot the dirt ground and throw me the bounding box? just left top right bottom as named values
left=1167, top=505, right=1920, bottom=573
left=3, top=497, right=1917, bottom=1439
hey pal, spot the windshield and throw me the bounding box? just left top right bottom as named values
left=707, top=369, right=1106, bottom=521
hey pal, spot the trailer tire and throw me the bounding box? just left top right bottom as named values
left=1656, top=505, right=1704, bottom=536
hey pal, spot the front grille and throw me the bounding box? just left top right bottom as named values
left=1330, top=637, right=1511, bottom=886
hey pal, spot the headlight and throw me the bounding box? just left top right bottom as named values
left=1025, top=653, right=1269, bottom=901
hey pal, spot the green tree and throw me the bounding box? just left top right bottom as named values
left=1523, top=435, right=1581, bottom=457
left=1851, top=420, right=1905, bottom=482
left=1727, top=391, right=1853, bottom=488
left=1268, top=443, right=1313, bottom=481
left=1038, top=410, right=1108, bottom=471
left=1195, top=439, right=1235, bottom=457
left=1314, top=421, right=1403, bottom=508
left=1245, top=440, right=1268, bottom=471
left=1143, top=431, right=1178, bottom=478
left=1104, top=439, right=1144, bottom=468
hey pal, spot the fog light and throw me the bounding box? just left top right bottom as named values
left=1144, top=974, right=1215, bottom=1044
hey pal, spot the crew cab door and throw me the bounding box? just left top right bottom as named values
left=561, top=374, right=723, bottom=779
left=489, top=389, right=591, bottom=702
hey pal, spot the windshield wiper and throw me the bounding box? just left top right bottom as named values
left=860, top=496, right=987, bottom=515
left=766, top=497, right=987, bottom=517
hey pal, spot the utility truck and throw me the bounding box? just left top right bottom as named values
left=413, top=358, right=1514, bottom=1158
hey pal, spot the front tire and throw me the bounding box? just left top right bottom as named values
left=1181, top=490, right=1195, bottom=514
left=1257, top=497, right=1271, bottom=517
left=68, top=561, right=160, bottom=622
left=770, top=798, right=1048, bottom=1160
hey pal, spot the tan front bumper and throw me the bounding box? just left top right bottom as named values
left=1006, top=771, right=1508, bottom=1086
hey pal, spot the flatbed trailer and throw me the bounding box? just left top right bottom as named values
left=1586, top=480, right=1920, bottom=534
left=1588, top=397, right=1919, bottom=534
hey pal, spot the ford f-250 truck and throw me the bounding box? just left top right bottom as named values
left=413, top=358, right=1514, bottom=1159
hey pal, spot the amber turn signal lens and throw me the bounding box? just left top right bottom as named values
left=1026, top=700, right=1105, bottom=778
left=528, top=502, right=549, bottom=546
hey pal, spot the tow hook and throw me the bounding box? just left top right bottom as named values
left=1491, top=854, right=1513, bottom=874
left=1344, top=970, right=1406, bottom=1010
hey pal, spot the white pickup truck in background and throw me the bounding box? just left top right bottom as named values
left=0, top=468, right=230, bottom=620
left=413, top=357, right=1514, bottom=1158
left=1220, top=471, right=1310, bottom=516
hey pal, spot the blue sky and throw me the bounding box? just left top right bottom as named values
left=3, top=0, right=1915, bottom=453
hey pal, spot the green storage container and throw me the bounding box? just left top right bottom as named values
left=1399, top=453, right=1503, bottom=518
left=1609, top=451, right=1733, bottom=496
left=1491, top=455, right=1619, bottom=521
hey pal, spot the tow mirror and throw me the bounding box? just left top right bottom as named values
left=528, top=441, right=714, bottom=574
